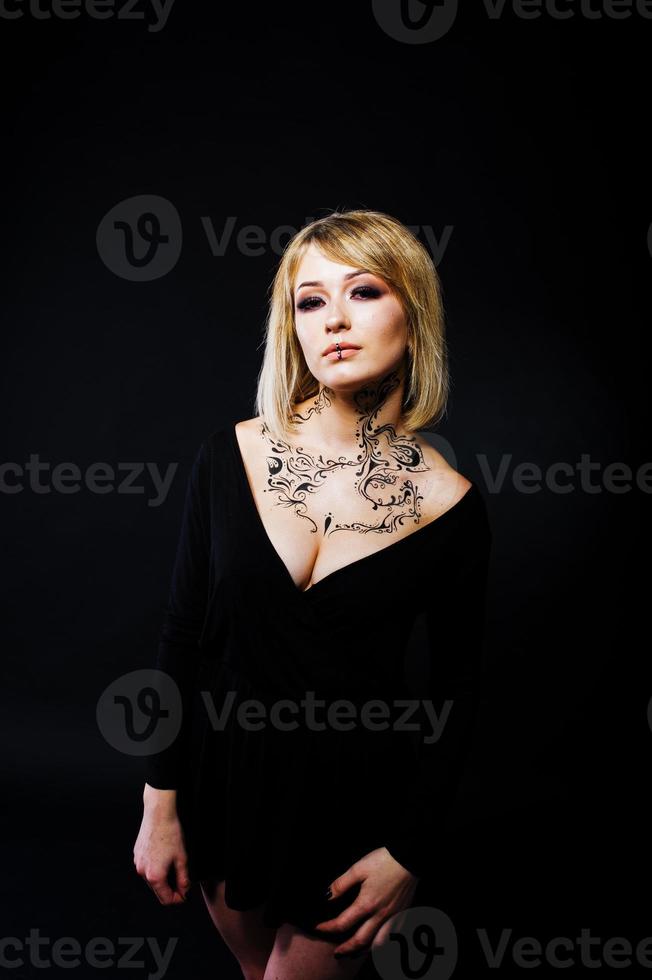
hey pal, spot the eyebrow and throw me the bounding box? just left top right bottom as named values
left=295, top=269, right=373, bottom=293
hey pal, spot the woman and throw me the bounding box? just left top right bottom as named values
left=133, top=208, right=492, bottom=980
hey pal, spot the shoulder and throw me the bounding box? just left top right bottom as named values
left=201, top=416, right=263, bottom=455
left=417, top=438, right=491, bottom=544
left=234, top=416, right=264, bottom=441
left=418, top=440, right=473, bottom=514
left=233, top=416, right=267, bottom=460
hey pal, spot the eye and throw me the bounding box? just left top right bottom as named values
left=295, top=285, right=382, bottom=312
left=352, top=285, right=381, bottom=300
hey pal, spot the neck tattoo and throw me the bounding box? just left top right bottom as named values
left=258, top=371, right=431, bottom=536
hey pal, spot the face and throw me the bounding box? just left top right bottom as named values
left=293, top=243, right=409, bottom=391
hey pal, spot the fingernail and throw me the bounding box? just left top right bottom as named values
left=325, top=887, right=332, bottom=899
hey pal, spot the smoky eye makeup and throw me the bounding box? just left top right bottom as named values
left=295, top=283, right=383, bottom=312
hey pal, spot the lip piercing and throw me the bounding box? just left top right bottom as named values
left=335, top=342, right=342, bottom=360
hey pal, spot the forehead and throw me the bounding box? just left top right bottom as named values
left=294, top=243, right=363, bottom=285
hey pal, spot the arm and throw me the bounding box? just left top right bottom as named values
left=383, top=510, right=492, bottom=879
left=143, top=438, right=212, bottom=791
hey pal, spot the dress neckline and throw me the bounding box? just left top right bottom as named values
left=228, top=422, right=477, bottom=596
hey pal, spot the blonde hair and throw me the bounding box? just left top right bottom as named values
left=254, top=208, right=449, bottom=441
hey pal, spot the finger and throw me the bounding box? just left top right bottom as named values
left=148, top=875, right=177, bottom=905
left=315, top=891, right=375, bottom=935
left=173, top=856, right=191, bottom=900
left=314, top=865, right=360, bottom=930
left=144, top=875, right=184, bottom=905
left=324, top=864, right=361, bottom=904
left=333, top=916, right=381, bottom=957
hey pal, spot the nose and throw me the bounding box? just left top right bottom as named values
left=324, top=302, right=350, bottom=332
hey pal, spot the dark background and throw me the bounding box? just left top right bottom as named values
left=1, top=2, right=649, bottom=977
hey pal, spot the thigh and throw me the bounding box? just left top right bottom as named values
left=200, top=877, right=277, bottom=979
left=263, top=922, right=370, bottom=980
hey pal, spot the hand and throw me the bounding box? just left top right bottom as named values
left=133, top=791, right=190, bottom=905
left=314, top=846, right=419, bottom=957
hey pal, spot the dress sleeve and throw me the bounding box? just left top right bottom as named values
left=383, top=501, right=492, bottom=878
left=143, top=438, right=212, bottom=790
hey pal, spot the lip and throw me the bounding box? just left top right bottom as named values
left=324, top=347, right=360, bottom=361
left=322, top=342, right=361, bottom=357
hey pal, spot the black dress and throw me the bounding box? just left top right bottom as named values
left=143, top=420, right=492, bottom=934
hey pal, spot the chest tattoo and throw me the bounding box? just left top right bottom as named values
left=257, top=373, right=431, bottom=537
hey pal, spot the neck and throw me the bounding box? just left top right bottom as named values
left=289, top=367, right=409, bottom=454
